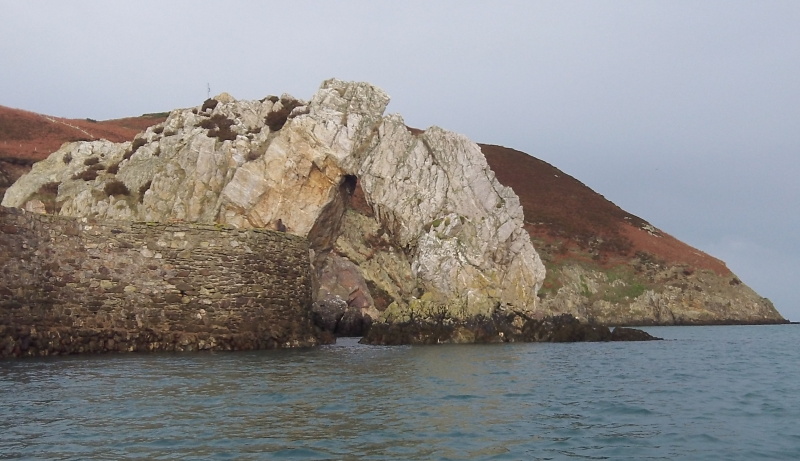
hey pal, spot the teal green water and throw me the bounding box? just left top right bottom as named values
left=1, top=325, right=799, bottom=460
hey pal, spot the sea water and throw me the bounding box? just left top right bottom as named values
left=1, top=325, right=798, bottom=460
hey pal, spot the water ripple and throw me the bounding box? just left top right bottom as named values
left=2, top=326, right=800, bottom=459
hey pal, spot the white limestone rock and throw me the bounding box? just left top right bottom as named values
left=3, top=78, right=546, bottom=326
left=353, top=117, right=545, bottom=316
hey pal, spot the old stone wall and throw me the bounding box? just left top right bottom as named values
left=0, top=206, right=327, bottom=358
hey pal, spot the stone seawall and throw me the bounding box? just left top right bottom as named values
left=0, top=206, right=328, bottom=358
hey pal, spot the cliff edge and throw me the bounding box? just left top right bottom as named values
left=2, top=79, right=785, bottom=341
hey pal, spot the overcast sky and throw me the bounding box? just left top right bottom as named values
left=3, top=1, right=798, bottom=320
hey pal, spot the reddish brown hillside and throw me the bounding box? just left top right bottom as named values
left=481, top=143, right=730, bottom=275
left=0, top=104, right=166, bottom=162
left=0, top=105, right=166, bottom=199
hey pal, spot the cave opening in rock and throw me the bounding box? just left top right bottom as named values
left=341, top=174, right=357, bottom=196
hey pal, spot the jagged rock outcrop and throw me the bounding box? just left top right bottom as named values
left=3, top=79, right=547, bottom=340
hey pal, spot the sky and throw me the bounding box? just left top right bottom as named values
left=2, top=1, right=799, bottom=320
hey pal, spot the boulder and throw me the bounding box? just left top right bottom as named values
left=311, top=296, right=348, bottom=334
left=311, top=295, right=373, bottom=337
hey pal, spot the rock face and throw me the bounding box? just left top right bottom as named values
left=536, top=261, right=782, bottom=326
left=3, top=79, right=546, bottom=339
left=481, top=144, right=786, bottom=326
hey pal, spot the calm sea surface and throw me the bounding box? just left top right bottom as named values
left=1, top=325, right=799, bottom=460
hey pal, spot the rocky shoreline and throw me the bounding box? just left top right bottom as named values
left=1, top=312, right=659, bottom=359
left=0, top=325, right=330, bottom=359
left=361, top=312, right=660, bottom=345
left=0, top=79, right=785, bottom=357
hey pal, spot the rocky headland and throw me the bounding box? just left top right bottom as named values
left=481, top=145, right=783, bottom=327
left=0, top=79, right=785, bottom=352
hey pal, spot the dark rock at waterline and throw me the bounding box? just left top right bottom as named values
left=361, top=312, right=661, bottom=345
left=0, top=324, right=330, bottom=359
left=338, top=307, right=372, bottom=337
left=525, top=313, right=613, bottom=342
left=611, top=326, right=662, bottom=341
left=311, top=296, right=348, bottom=333
left=311, top=296, right=372, bottom=337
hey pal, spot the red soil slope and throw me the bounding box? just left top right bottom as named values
left=0, top=105, right=167, bottom=198
left=0, top=104, right=166, bottom=162
left=481, top=143, right=730, bottom=275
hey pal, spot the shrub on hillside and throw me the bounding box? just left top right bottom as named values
left=123, top=136, right=147, bottom=161
left=38, top=181, right=60, bottom=196
left=200, top=114, right=237, bottom=141
left=202, top=98, right=219, bottom=112
left=104, top=180, right=130, bottom=197
left=142, top=111, right=170, bottom=118
left=35, top=181, right=62, bottom=214
left=597, top=235, right=633, bottom=256
left=265, top=98, right=302, bottom=131
left=72, top=169, right=99, bottom=181
left=88, top=162, right=106, bottom=172
left=131, top=137, right=146, bottom=153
